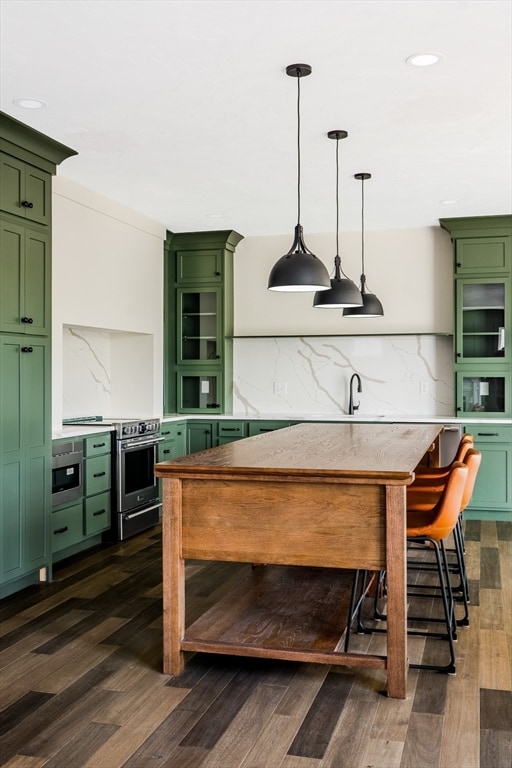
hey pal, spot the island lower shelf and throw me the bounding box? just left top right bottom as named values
left=180, top=563, right=385, bottom=670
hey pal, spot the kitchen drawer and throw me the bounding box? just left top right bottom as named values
left=158, top=440, right=183, bottom=462
left=84, top=454, right=111, bottom=496
left=464, top=424, right=512, bottom=443
left=217, top=421, right=248, bottom=438
left=51, top=503, right=83, bottom=553
left=247, top=420, right=290, bottom=437
left=160, top=422, right=187, bottom=440
left=84, top=491, right=111, bottom=535
left=84, top=432, right=112, bottom=457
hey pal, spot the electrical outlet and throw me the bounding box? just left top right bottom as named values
left=420, top=381, right=430, bottom=395
left=274, top=382, right=288, bottom=396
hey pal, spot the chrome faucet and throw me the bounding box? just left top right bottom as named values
left=348, top=373, right=362, bottom=415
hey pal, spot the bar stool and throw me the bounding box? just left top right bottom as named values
left=346, top=462, right=468, bottom=674
left=407, top=448, right=481, bottom=626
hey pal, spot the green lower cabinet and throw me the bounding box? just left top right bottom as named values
left=51, top=502, right=84, bottom=553
left=0, top=334, right=50, bottom=596
left=187, top=422, right=214, bottom=454
left=159, top=422, right=187, bottom=458
left=217, top=420, right=248, bottom=445
left=84, top=491, right=111, bottom=536
left=247, top=420, right=291, bottom=437
left=463, top=424, right=512, bottom=520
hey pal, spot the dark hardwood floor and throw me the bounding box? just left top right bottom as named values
left=0, top=520, right=510, bottom=768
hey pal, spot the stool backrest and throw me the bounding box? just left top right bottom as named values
left=413, top=462, right=468, bottom=542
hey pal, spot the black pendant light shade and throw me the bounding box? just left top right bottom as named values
left=313, top=130, right=362, bottom=308
left=343, top=173, right=384, bottom=318
left=268, top=64, right=330, bottom=292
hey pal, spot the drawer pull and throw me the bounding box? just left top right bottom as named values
left=477, top=432, right=499, bottom=437
left=223, top=427, right=240, bottom=432
left=93, top=442, right=106, bottom=448
left=163, top=449, right=170, bottom=454
left=54, top=526, right=68, bottom=535
left=21, top=316, right=33, bottom=324
left=162, top=430, right=171, bottom=436
left=21, top=346, right=33, bottom=353
left=93, top=471, right=106, bottom=478
left=93, top=509, right=106, bottom=517
left=21, top=200, right=34, bottom=209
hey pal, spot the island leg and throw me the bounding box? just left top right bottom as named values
left=385, top=484, right=408, bottom=699
left=162, top=477, right=185, bottom=675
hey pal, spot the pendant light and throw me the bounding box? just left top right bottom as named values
left=343, top=173, right=384, bottom=318
left=268, top=64, right=330, bottom=292
left=313, top=130, right=363, bottom=308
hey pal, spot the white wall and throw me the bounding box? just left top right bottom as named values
left=234, top=226, right=453, bottom=335
left=51, top=177, right=166, bottom=428
left=50, top=175, right=455, bottom=424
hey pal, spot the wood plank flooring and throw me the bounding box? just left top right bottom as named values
left=0, top=520, right=510, bottom=768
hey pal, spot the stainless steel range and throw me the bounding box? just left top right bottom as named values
left=64, top=417, right=163, bottom=541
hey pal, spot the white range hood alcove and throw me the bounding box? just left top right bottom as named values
left=62, top=325, right=155, bottom=419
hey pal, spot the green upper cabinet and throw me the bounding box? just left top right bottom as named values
left=441, top=215, right=512, bottom=419
left=0, top=151, right=51, bottom=226
left=0, top=217, right=51, bottom=335
left=176, top=248, right=224, bottom=284
left=164, top=230, right=243, bottom=414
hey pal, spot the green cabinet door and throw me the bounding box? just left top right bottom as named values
left=0, top=336, right=50, bottom=586
left=0, top=217, right=51, bottom=335
left=176, top=248, right=224, bottom=284
left=187, top=421, right=214, bottom=454
left=0, top=152, right=51, bottom=226
left=177, top=287, right=223, bottom=365
left=455, top=236, right=511, bottom=276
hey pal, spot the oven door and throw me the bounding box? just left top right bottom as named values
left=117, top=437, right=161, bottom=513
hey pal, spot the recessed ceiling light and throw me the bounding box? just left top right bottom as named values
left=406, top=53, right=443, bottom=67
left=13, top=98, right=47, bottom=109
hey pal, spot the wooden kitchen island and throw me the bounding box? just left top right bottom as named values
left=155, top=422, right=442, bottom=699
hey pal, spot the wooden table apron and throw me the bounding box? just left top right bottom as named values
left=155, top=422, right=442, bottom=699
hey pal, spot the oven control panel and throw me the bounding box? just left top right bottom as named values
left=120, top=419, right=160, bottom=438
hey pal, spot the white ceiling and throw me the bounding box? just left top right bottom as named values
left=1, top=0, right=511, bottom=236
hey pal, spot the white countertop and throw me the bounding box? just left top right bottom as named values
left=54, top=413, right=511, bottom=440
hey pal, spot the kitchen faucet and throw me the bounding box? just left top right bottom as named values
left=348, top=373, right=362, bottom=415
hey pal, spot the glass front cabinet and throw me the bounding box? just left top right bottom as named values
left=441, top=216, right=511, bottom=419
left=164, top=230, right=243, bottom=415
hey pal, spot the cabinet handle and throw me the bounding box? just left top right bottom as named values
left=177, top=431, right=182, bottom=435
left=215, top=271, right=221, bottom=276
left=477, top=432, right=499, bottom=437
left=21, top=200, right=34, bottom=209
left=21, top=316, right=33, bottom=324
left=21, top=346, right=33, bottom=353
left=54, top=527, right=69, bottom=535
left=93, top=471, right=106, bottom=478
left=456, top=262, right=462, bottom=267
left=93, top=509, right=106, bottom=516
left=163, top=449, right=171, bottom=454
left=456, top=353, right=461, bottom=358
left=206, top=403, right=220, bottom=408
left=93, top=442, right=106, bottom=448
left=222, top=427, right=240, bottom=432
left=162, top=430, right=171, bottom=436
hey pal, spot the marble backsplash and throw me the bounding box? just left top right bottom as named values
left=62, top=327, right=455, bottom=420
left=233, top=335, right=455, bottom=418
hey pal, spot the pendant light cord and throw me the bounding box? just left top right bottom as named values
left=296, top=68, right=301, bottom=227
left=335, top=138, right=340, bottom=257
left=360, top=175, right=366, bottom=276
